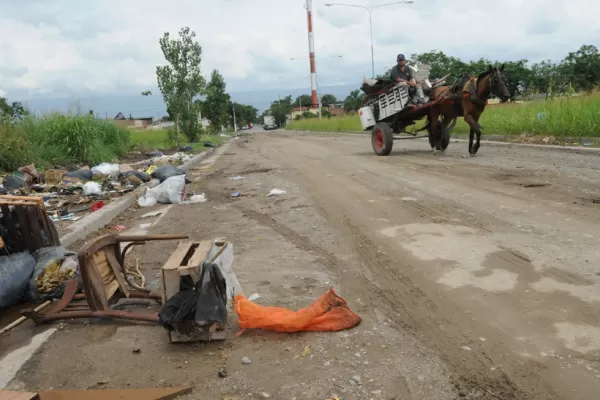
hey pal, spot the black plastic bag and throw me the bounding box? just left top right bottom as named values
left=0, top=252, right=35, bottom=309
left=147, top=151, right=164, bottom=158
left=3, top=173, right=25, bottom=190
left=64, top=169, right=93, bottom=181
left=179, top=145, right=193, bottom=152
left=119, top=170, right=150, bottom=182
left=158, top=262, right=227, bottom=333
left=151, top=165, right=186, bottom=183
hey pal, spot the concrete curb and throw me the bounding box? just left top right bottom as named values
left=289, top=130, right=600, bottom=154
left=60, top=146, right=219, bottom=248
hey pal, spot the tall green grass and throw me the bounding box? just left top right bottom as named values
left=286, top=93, right=600, bottom=137
left=0, top=115, right=130, bottom=171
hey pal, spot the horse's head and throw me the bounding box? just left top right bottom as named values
left=487, top=64, right=510, bottom=103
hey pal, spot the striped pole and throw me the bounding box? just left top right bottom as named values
left=306, top=0, right=318, bottom=108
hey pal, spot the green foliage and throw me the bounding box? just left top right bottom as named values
left=286, top=93, right=600, bottom=138
left=321, top=94, right=338, bottom=106
left=293, top=94, right=312, bottom=107
left=0, top=97, right=28, bottom=122
left=129, top=128, right=227, bottom=151
left=0, top=114, right=130, bottom=171
left=343, top=90, right=364, bottom=111
left=156, top=27, right=205, bottom=141
left=141, top=90, right=152, bottom=96
left=268, top=95, right=293, bottom=126
left=230, top=102, right=259, bottom=127
left=203, top=69, right=231, bottom=132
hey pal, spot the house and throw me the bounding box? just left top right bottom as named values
left=327, top=104, right=345, bottom=117
left=112, top=112, right=153, bottom=128
left=289, top=106, right=320, bottom=120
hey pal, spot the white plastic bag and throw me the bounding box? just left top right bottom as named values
left=137, top=195, right=157, bottom=207
left=91, top=163, right=120, bottom=176
left=267, top=188, right=286, bottom=197
left=144, top=175, right=186, bottom=204
left=83, top=181, right=102, bottom=195
left=188, top=193, right=207, bottom=203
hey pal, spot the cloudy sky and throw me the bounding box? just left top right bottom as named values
left=1, top=0, right=599, bottom=105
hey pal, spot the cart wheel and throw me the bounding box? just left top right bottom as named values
left=371, top=123, right=393, bottom=156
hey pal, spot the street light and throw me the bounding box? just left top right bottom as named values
left=325, top=1, right=414, bottom=78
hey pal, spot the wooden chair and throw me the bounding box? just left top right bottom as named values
left=21, top=234, right=188, bottom=325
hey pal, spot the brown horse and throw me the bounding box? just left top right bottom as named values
left=427, top=64, right=510, bottom=156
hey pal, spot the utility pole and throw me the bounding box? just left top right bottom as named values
left=232, top=104, right=237, bottom=132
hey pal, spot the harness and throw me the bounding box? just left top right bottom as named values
left=462, top=77, right=488, bottom=108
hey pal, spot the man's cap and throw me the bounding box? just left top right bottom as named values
left=397, top=54, right=406, bottom=61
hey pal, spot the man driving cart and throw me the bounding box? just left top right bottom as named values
left=390, top=54, right=425, bottom=105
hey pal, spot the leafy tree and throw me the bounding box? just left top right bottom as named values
left=561, top=45, right=600, bottom=92
left=156, top=27, right=206, bottom=142
left=0, top=98, right=27, bottom=121
left=204, top=70, right=231, bottom=131
left=293, top=94, right=312, bottom=108
left=343, top=90, right=364, bottom=112
left=229, top=102, right=259, bottom=127
left=269, top=95, right=293, bottom=126
left=321, top=94, right=338, bottom=107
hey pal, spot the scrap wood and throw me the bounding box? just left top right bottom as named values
left=37, top=386, right=192, bottom=400
left=0, top=301, right=52, bottom=336
left=0, top=390, right=39, bottom=400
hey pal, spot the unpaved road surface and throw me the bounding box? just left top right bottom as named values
left=5, top=132, right=600, bottom=399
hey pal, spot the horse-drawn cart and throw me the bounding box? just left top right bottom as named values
left=358, top=65, right=451, bottom=156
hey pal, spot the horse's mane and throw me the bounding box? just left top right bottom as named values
left=477, top=69, right=492, bottom=82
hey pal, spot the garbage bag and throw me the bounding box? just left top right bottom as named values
left=137, top=195, right=157, bottom=207
left=0, top=185, right=7, bottom=195
left=26, top=247, right=81, bottom=302
left=83, top=181, right=102, bottom=195
left=0, top=252, right=36, bottom=309
left=234, top=288, right=361, bottom=333
left=3, top=172, right=25, bottom=190
left=119, top=170, right=150, bottom=182
left=179, top=145, right=193, bottom=152
left=147, top=151, right=164, bottom=158
left=144, top=175, right=186, bottom=204
left=91, top=163, right=120, bottom=176
left=65, top=169, right=93, bottom=181
left=151, top=165, right=186, bottom=183
left=158, top=262, right=227, bottom=333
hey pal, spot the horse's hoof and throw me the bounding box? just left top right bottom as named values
left=470, top=153, right=477, bottom=157
left=433, top=149, right=440, bottom=155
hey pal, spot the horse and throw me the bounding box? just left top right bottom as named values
left=426, top=64, right=511, bottom=156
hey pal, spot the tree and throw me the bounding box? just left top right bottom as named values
left=561, top=45, right=600, bottom=92
left=156, top=27, right=206, bottom=143
left=321, top=94, right=338, bottom=107
left=343, top=90, right=364, bottom=112
left=204, top=70, right=231, bottom=131
left=293, top=94, right=312, bottom=108
left=0, top=98, right=27, bottom=121
left=269, top=95, right=293, bottom=126
left=411, top=50, right=469, bottom=81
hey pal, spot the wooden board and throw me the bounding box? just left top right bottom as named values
left=161, top=241, right=195, bottom=304
left=37, top=386, right=192, bottom=400
left=0, top=390, right=39, bottom=400
left=179, top=240, right=211, bottom=283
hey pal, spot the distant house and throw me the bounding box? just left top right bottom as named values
left=112, top=112, right=153, bottom=128
left=327, top=104, right=345, bottom=117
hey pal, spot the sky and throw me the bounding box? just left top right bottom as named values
left=1, top=0, right=599, bottom=115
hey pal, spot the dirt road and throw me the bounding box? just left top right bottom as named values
left=6, top=132, right=600, bottom=399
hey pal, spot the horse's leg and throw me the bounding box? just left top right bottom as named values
left=464, top=114, right=480, bottom=156
left=472, top=114, right=483, bottom=155
left=428, top=108, right=441, bottom=154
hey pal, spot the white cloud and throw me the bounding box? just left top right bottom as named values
left=0, top=0, right=599, bottom=101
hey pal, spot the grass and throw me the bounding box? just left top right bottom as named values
left=286, top=92, right=600, bottom=138
left=130, top=128, right=227, bottom=152
left=0, top=115, right=229, bottom=172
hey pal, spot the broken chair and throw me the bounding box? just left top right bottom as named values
left=21, top=234, right=188, bottom=324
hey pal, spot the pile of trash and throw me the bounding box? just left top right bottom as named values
left=0, top=149, right=206, bottom=222
left=0, top=246, right=80, bottom=309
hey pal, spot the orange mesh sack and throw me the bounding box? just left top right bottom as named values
left=234, top=288, right=361, bottom=333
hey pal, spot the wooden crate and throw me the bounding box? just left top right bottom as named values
left=0, top=195, right=60, bottom=255
left=161, top=239, right=241, bottom=343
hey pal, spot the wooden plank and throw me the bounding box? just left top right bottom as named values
left=1, top=204, right=21, bottom=253
left=37, top=386, right=192, bottom=400
left=14, top=206, right=34, bottom=253
left=105, top=248, right=131, bottom=298
left=211, top=242, right=244, bottom=299
left=0, top=390, right=39, bottom=400
left=161, top=241, right=194, bottom=304
left=26, top=206, right=43, bottom=251
left=0, top=301, right=51, bottom=336
left=180, top=240, right=212, bottom=284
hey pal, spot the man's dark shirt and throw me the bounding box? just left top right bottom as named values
left=390, top=64, right=413, bottom=82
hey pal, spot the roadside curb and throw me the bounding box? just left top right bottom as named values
left=289, top=130, right=600, bottom=154
left=60, top=145, right=220, bottom=248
